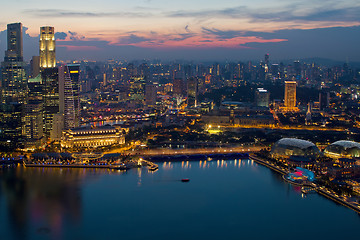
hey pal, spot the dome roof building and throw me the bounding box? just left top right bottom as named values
left=271, top=138, right=320, bottom=160
left=324, top=140, right=360, bottom=159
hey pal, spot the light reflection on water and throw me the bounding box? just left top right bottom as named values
left=0, top=160, right=359, bottom=240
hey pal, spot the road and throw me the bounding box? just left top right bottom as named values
left=123, top=145, right=262, bottom=156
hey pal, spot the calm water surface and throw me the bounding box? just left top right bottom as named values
left=0, top=159, right=359, bottom=240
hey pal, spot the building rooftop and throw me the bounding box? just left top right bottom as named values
left=275, top=138, right=316, bottom=150
left=329, top=140, right=360, bottom=150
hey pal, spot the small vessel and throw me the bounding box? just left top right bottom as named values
left=181, top=178, right=190, bottom=182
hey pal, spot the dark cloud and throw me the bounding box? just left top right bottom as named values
left=55, top=32, right=67, bottom=40
left=167, top=5, right=360, bottom=22
left=202, top=28, right=244, bottom=39
left=68, top=31, right=85, bottom=41
left=23, top=9, right=151, bottom=18
left=1, top=25, right=360, bottom=62
left=118, top=34, right=151, bottom=44
left=169, top=33, right=195, bottom=41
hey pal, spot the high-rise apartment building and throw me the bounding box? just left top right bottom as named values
left=40, top=26, right=56, bottom=68
left=284, top=81, right=297, bottom=110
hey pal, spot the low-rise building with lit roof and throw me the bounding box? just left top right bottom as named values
left=61, top=126, right=125, bottom=148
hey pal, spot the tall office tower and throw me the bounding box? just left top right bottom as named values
left=1, top=23, right=27, bottom=104
left=25, top=75, right=44, bottom=146
left=145, top=84, right=157, bottom=107
left=284, top=81, right=297, bottom=110
left=129, top=76, right=145, bottom=102
left=67, top=64, right=80, bottom=127
left=255, top=88, right=270, bottom=107
left=30, top=56, right=40, bottom=78
left=271, top=64, right=280, bottom=78
left=42, top=68, right=59, bottom=137
left=6, top=23, right=23, bottom=61
left=24, top=102, right=43, bottom=147
left=59, top=65, right=75, bottom=130
left=293, top=60, right=301, bottom=78
left=187, top=77, right=198, bottom=108
left=319, top=90, right=330, bottom=111
left=28, top=75, right=43, bottom=101
left=264, top=54, right=269, bottom=73
left=103, top=73, right=107, bottom=86
left=0, top=103, right=23, bottom=150
left=39, top=26, right=59, bottom=138
left=173, top=78, right=184, bottom=95
left=39, top=26, right=56, bottom=68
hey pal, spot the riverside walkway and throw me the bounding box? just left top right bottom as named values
left=250, top=154, right=360, bottom=214
left=127, top=146, right=262, bottom=156
left=316, top=187, right=360, bottom=213
left=249, top=155, right=287, bottom=175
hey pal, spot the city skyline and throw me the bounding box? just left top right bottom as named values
left=0, top=0, right=359, bottom=61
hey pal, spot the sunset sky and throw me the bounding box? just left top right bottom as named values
left=0, top=0, right=359, bottom=61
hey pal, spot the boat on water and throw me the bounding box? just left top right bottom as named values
left=181, top=178, right=190, bottom=182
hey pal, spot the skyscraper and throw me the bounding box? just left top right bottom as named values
left=39, top=26, right=59, bottom=138
left=319, top=90, right=330, bottom=111
left=173, top=78, right=185, bottom=96
left=187, top=77, right=198, bottom=108
left=42, top=68, right=59, bottom=136
left=40, top=26, right=56, bottom=68
left=1, top=23, right=27, bottom=104
left=0, top=23, right=26, bottom=149
left=255, top=88, right=270, bottom=107
left=264, top=54, right=269, bottom=73
left=25, top=75, right=44, bottom=147
left=129, top=76, right=146, bottom=102
left=145, top=84, right=157, bottom=107
left=67, top=64, right=80, bottom=127
left=284, top=81, right=297, bottom=110
left=0, top=103, right=23, bottom=150
left=6, top=23, right=23, bottom=61
left=59, top=65, right=76, bottom=130
left=30, top=56, right=40, bottom=78
left=24, top=102, right=44, bottom=147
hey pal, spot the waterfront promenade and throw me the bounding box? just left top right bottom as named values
left=250, top=154, right=360, bottom=214
left=124, top=145, right=262, bottom=156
